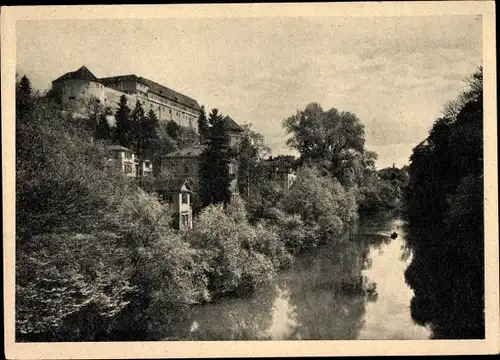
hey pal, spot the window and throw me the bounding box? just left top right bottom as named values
left=124, top=163, right=133, bottom=174
left=69, top=96, right=75, bottom=100
left=184, top=163, right=190, bottom=173
left=181, top=193, right=189, bottom=204
left=181, top=214, right=189, bottom=228
left=124, top=152, right=132, bottom=159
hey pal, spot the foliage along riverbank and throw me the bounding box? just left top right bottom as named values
left=15, top=75, right=405, bottom=341
left=403, top=68, right=484, bottom=339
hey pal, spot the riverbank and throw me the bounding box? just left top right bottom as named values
left=161, top=214, right=430, bottom=340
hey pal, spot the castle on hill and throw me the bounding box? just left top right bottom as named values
left=51, top=66, right=201, bottom=131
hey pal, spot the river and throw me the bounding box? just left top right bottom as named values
left=163, top=213, right=431, bottom=340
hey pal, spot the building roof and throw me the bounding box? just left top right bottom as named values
left=53, top=66, right=99, bottom=83
left=156, top=178, right=194, bottom=194
left=221, top=115, right=244, bottom=132
left=163, top=145, right=205, bottom=158
left=108, top=145, right=134, bottom=153
left=99, top=74, right=201, bottom=111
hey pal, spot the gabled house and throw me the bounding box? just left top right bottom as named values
left=108, top=145, right=153, bottom=178
left=108, top=145, right=137, bottom=177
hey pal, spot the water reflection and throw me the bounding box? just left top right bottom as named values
left=358, top=219, right=430, bottom=339
left=163, top=214, right=430, bottom=340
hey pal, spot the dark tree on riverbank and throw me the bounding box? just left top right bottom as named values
left=199, top=109, right=232, bottom=207
left=404, top=67, right=484, bottom=339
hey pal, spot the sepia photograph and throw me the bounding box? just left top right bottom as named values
left=2, top=2, right=498, bottom=358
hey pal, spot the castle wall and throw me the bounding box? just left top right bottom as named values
left=54, top=76, right=200, bottom=133
left=105, top=84, right=199, bottom=131
left=58, top=79, right=106, bottom=116
left=103, top=86, right=136, bottom=112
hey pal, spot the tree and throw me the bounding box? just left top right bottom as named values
left=198, top=105, right=210, bottom=143
left=283, top=103, right=365, bottom=186
left=15, top=80, right=211, bottom=341
left=237, top=124, right=271, bottom=198
left=95, top=107, right=113, bottom=142
left=81, top=96, right=105, bottom=138
left=165, top=120, right=180, bottom=140
left=114, top=95, right=132, bottom=147
left=404, top=67, right=484, bottom=339
left=130, top=100, right=147, bottom=155
left=177, top=126, right=199, bottom=148
left=281, top=166, right=358, bottom=243
left=16, top=75, right=34, bottom=118
left=199, top=109, right=232, bottom=207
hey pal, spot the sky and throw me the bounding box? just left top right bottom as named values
left=16, top=15, right=482, bottom=169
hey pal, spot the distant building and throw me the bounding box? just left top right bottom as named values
left=220, top=115, right=245, bottom=150
left=108, top=145, right=138, bottom=177
left=51, top=66, right=201, bottom=131
left=108, top=145, right=153, bottom=178
left=260, top=156, right=297, bottom=190
left=160, top=144, right=239, bottom=205
left=159, top=116, right=244, bottom=199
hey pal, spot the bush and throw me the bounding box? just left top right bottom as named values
left=188, top=200, right=290, bottom=297
left=281, top=166, right=358, bottom=245
left=15, top=83, right=210, bottom=341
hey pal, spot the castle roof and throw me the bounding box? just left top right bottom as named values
left=99, top=74, right=201, bottom=111
left=53, top=66, right=99, bottom=83
left=221, top=115, right=244, bottom=132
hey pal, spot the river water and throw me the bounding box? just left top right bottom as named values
left=164, top=213, right=431, bottom=340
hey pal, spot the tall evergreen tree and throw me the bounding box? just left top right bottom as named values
left=114, top=95, right=132, bottom=147
left=143, top=109, right=160, bottom=158
left=199, top=108, right=232, bottom=207
left=130, top=100, right=147, bottom=156
left=197, top=105, right=210, bottom=143
left=16, top=75, right=33, bottom=119
left=166, top=120, right=180, bottom=140
left=95, top=110, right=112, bottom=142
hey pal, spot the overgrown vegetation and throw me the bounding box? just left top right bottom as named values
left=15, top=74, right=403, bottom=341
left=404, top=68, right=484, bottom=339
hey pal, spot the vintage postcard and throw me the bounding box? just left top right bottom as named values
left=2, top=2, right=498, bottom=358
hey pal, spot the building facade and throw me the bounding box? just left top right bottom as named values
left=108, top=145, right=138, bottom=177
left=108, top=145, right=153, bottom=178
left=259, top=157, right=298, bottom=190
left=155, top=178, right=194, bottom=230
left=52, top=66, right=201, bottom=131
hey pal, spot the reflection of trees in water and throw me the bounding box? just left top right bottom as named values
left=164, top=224, right=389, bottom=341
left=275, top=238, right=377, bottom=339
left=404, top=224, right=484, bottom=339
left=164, top=283, right=279, bottom=340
